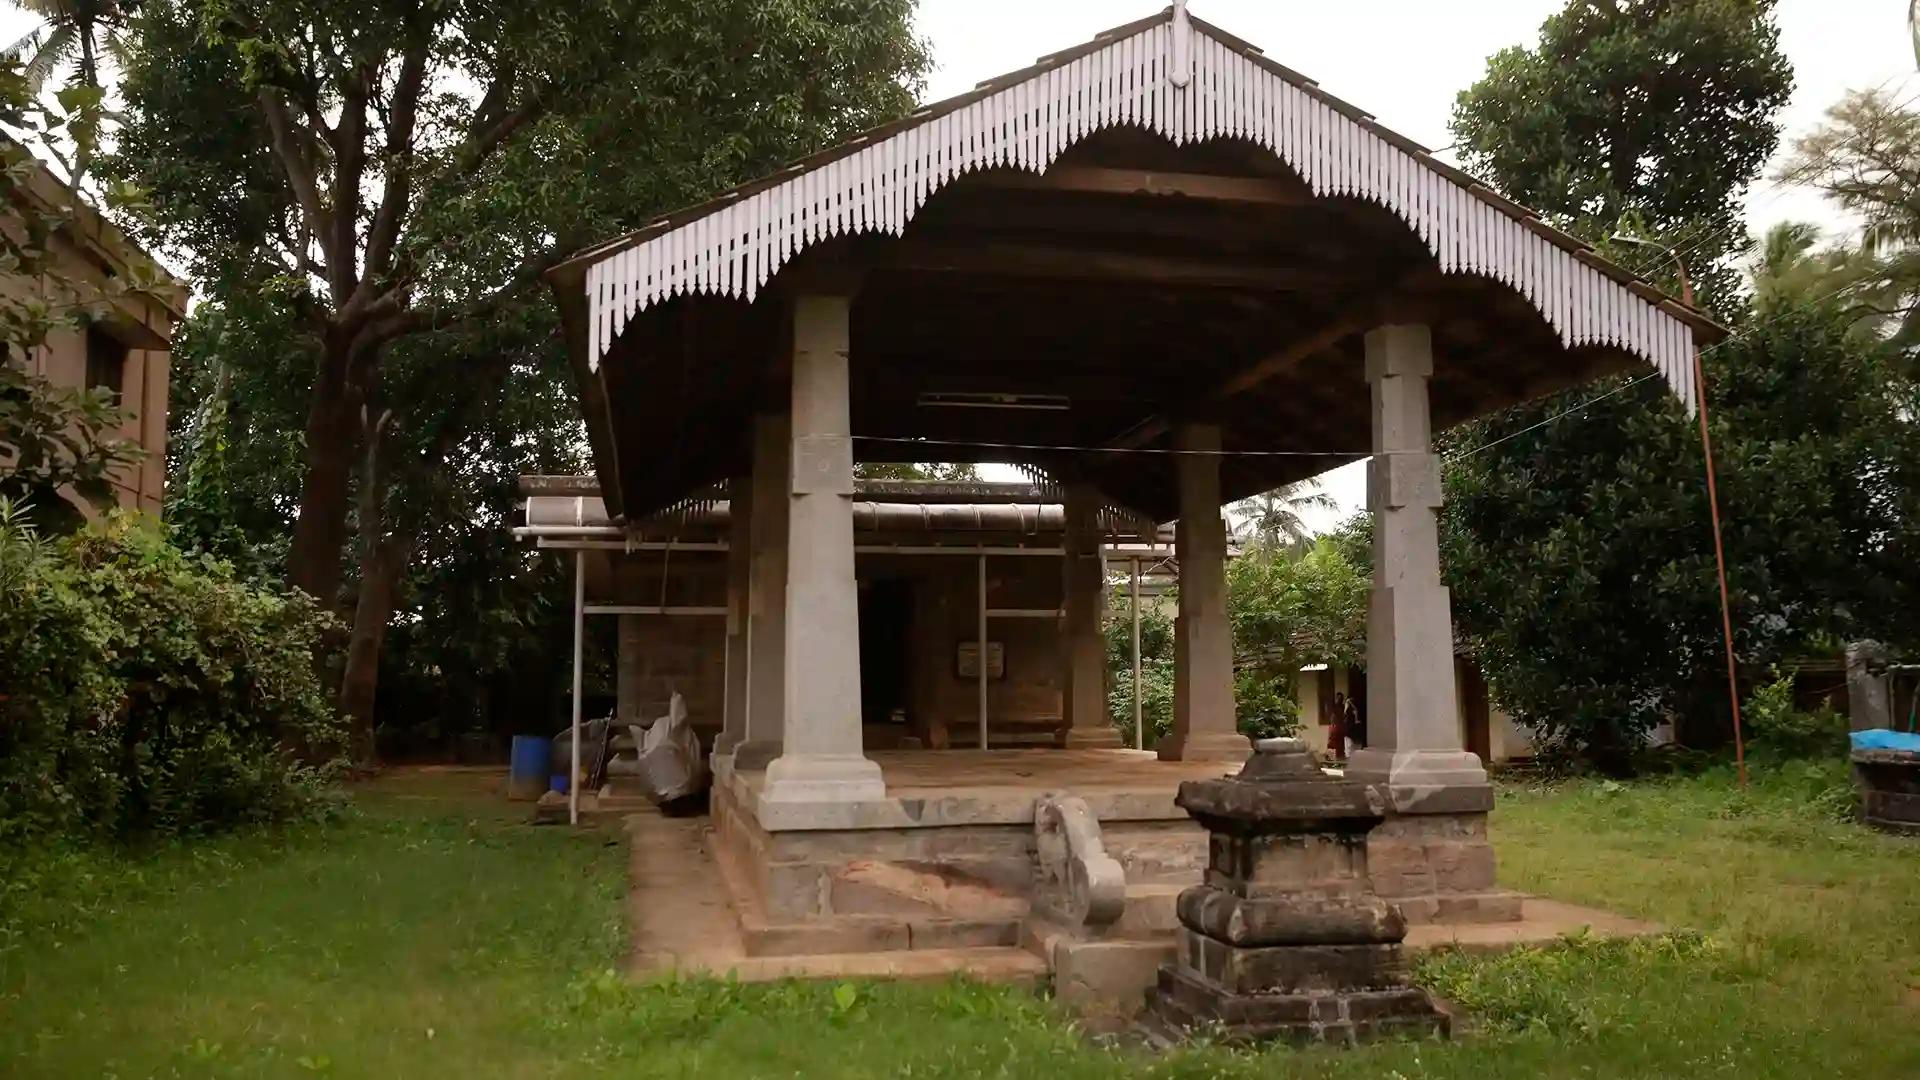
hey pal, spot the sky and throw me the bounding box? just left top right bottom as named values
left=912, top=0, right=1920, bottom=531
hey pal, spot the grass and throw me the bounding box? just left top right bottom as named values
left=3, top=762, right=1918, bottom=1078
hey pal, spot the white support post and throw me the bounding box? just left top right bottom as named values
left=1160, top=422, right=1253, bottom=761
left=757, top=293, right=885, bottom=811
left=569, top=548, right=584, bottom=826
left=1060, top=483, right=1121, bottom=749
left=977, top=553, right=989, bottom=751
left=1347, top=323, right=1489, bottom=802
left=1131, top=556, right=1143, bottom=750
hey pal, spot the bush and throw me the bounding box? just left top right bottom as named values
left=1234, top=668, right=1300, bottom=740
left=1108, top=661, right=1173, bottom=748
left=0, top=501, right=343, bottom=841
left=1744, top=668, right=1849, bottom=760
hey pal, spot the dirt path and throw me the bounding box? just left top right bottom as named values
left=626, top=809, right=747, bottom=973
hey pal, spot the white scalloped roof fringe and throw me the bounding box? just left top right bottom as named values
left=581, top=15, right=1698, bottom=414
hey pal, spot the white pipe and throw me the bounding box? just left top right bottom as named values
left=1131, top=556, right=1143, bottom=750
left=582, top=605, right=727, bottom=616
left=512, top=525, right=626, bottom=538
left=531, top=538, right=1077, bottom=555
left=978, top=554, right=989, bottom=752
left=569, top=549, right=584, bottom=826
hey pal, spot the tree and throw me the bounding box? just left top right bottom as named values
left=1231, top=479, right=1334, bottom=552
left=1, top=0, right=131, bottom=91
left=1440, top=0, right=1817, bottom=766
left=1441, top=286, right=1920, bottom=766
left=108, top=0, right=928, bottom=611
left=853, top=463, right=982, bottom=482
left=1776, top=89, right=1920, bottom=348
left=1451, top=0, right=1792, bottom=302
left=1226, top=538, right=1368, bottom=698
left=112, top=0, right=928, bottom=758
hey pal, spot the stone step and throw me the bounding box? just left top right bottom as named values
left=653, top=945, right=1050, bottom=984
left=1111, top=883, right=1184, bottom=938
left=708, top=817, right=1027, bottom=957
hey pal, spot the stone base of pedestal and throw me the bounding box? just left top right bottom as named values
left=1061, top=726, right=1125, bottom=750
left=1367, top=811, right=1523, bottom=924
left=1156, top=731, right=1254, bottom=762
left=1143, top=963, right=1452, bottom=1046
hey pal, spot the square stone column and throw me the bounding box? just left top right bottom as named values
left=1347, top=324, right=1518, bottom=924
left=1061, top=482, right=1122, bottom=749
left=712, top=472, right=754, bottom=772
left=759, top=294, right=886, bottom=809
left=733, top=417, right=790, bottom=772
left=615, top=612, right=644, bottom=725
left=1159, top=423, right=1252, bottom=762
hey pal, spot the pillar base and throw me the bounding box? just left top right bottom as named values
left=1157, top=730, right=1253, bottom=762
left=1061, top=726, right=1125, bottom=750
left=1347, top=750, right=1518, bottom=925
left=732, top=739, right=783, bottom=773
left=757, top=752, right=887, bottom=808
left=1345, top=748, right=1488, bottom=812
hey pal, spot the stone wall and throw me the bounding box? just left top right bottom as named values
left=611, top=552, right=728, bottom=739
left=902, top=555, right=1067, bottom=747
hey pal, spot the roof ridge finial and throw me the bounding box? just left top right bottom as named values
left=1170, top=0, right=1193, bottom=88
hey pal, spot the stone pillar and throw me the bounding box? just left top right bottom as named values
left=1348, top=324, right=1518, bottom=924
left=1061, top=482, right=1121, bottom=749
left=733, top=418, right=789, bottom=772
left=712, top=473, right=754, bottom=772
left=759, top=294, right=886, bottom=809
left=616, top=613, right=644, bottom=725
left=1160, top=422, right=1252, bottom=762
left=1846, top=640, right=1892, bottom=733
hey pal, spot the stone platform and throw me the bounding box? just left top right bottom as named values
left=710, top=749, right=1224, bottom=957
left=620, top=748, right=1664, bottom=1004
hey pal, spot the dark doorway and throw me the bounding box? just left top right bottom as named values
left=860, top=578, right=915, bottom=725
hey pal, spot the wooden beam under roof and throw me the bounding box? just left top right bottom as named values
left=966, top=165, right=1312, bottom=205
left=887, top=240, right=1358, bottom=292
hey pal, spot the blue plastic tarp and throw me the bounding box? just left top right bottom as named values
left=1850, top=728, right=1920, bottom=751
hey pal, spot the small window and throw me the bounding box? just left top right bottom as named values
left=85, top=325, right=127, bottom=403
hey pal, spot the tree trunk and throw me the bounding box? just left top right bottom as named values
left=338, top=535, right=408, bottom=764
left=285, top=338, right=363, bottom=608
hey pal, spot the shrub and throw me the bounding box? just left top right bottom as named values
left=1234, top=668, right=1300, bottom=740
left=0, top=501, right=343, bottom=841
left=1108, top=661, right=1173, bottom=748
left=1744, top=668, right=1849, bottom=760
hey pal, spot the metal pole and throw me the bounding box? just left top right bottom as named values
left=1131, top=556, right=1143, bottom=750
left=1694, top=340, right=1748, bottom=787
left=977, top=554, right=989, bottom=751
left=1672, top=264, right=1746, bottom=787
left=1615, top=236, right=1748, bottom=784
left=569, top=549, right=585, bottom=825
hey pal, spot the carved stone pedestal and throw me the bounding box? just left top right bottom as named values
left=1142, top=739, right=1451, bottom=1046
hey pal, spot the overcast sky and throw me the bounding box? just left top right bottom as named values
left=913, top=0, right=1919, bottom=529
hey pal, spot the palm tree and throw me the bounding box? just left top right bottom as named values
left=1, top=0, right=132, bottom=93
left=1749, top=221, right=1851, bottom=310
left=1231, top=480, right=1336, bottom=553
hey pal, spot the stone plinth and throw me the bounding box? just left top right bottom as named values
left=1142, top=738, right=1451, bottom=1046
left=1853, top=749, right=1920, bottom=834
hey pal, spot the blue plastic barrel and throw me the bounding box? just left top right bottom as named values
left=508, top=736, right=547, bottom=800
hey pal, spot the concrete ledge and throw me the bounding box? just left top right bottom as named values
left=1404, top=897, right=1664, bottom=953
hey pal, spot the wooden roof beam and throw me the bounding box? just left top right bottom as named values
left=1099, top=280, right=1409, bottom=451
left=966, top=165, right=1312, bottom=206
left=888, top=240, right=1355, bottom=292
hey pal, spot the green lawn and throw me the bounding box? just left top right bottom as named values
left=3, top=763, right=1917, bottom=1078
